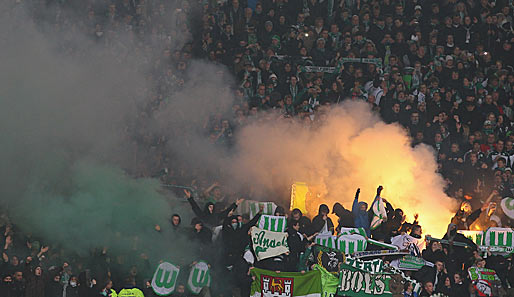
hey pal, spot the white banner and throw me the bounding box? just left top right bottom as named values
left=236, top=200, right=277, bottom=219
left=152, top=262, right=180, bottom=296
left=258, top=215, right=287, bottom=232
left=483, top=227, right=514, bottom=247
left=391, top=234, right=425, bottom=256
left=251, top=226, right=289, bottom=261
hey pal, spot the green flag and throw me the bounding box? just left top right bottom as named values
left=250, top=268, right=322, bottom=297
left=313, top=265, right=339, bottom=297
left=151, top=262, right=180, bottom=296
left=187, top=261, right=211, bottom=295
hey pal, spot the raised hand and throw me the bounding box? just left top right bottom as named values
left=377, top=186, right=383, bottom=196
left=184, top=189, right=192, bottom=199
left=5, top=235, right=12, bottom=246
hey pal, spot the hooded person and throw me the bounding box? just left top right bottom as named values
left=185, top=189, right=240, bottom=228
left=288, top=208, right=311, bottom=234
left=332, top=202, right=354, bottom=231
left=309, top=204, right=334, bottom=236
left=190, top=218, right=213, bottom=247
left=274, top=206, right=286, bottom=216
left=170, top=214, right=182, bottom=229
left=221, top=210, right=262, bottom=268
left=352, top=188, right=371, bottom=237
left=0, top=274, right=13, bottom=297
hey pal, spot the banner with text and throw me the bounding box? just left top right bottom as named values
left=338, top=263, right=398, bottom=297
left=251, top=226, right=289, bottom=261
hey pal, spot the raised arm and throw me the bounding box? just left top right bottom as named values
left=352, top=188, right=361, bottom=214
left=242, top=204, right=264, bottom=232
left=218, top=198, right=243, bottom=219
left=185, top=189, right=204, bottom=218
left=203, top=182, right=219, bottom=197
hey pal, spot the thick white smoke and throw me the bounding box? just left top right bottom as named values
left=230, top=102, right=457, bottom=237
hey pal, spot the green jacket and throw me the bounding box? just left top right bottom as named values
left=117, top=288, right=144, bottom=297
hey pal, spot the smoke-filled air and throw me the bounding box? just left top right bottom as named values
left=2, top=0, right=513, bottom=296
left=231, top=102, right=457, bottom=236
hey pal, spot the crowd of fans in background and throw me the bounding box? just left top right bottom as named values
left=2, top=0, right=514, bottom=296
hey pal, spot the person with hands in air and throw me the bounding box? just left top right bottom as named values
left=221, top=203, right=263, bottom=268
left=184, top=189, right=243, bottom=228
left=352, top=188, right=371, bottom=236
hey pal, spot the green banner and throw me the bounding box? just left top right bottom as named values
left=345, top=257, right=384, bottom=273
left=394, top=255, right=432, bottom=271
left=250, top=268, right=322, bottom=297
left=468, top=267, right=500, bottom=282
left=313, top=265, right=339, bottom=297
left=338, top=263, right=401, bottom=297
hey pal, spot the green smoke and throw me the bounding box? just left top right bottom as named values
left=9, top=159, right=169, bottom=253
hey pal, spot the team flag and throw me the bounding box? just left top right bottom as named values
left=250, top=268, right=322, bottom=297
left=151, top=262, right=180, bottom=296
left=187, top=261, right=211, bottom=295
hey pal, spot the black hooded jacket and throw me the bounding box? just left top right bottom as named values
left=188, top=197, right=238, bottom=227
left=332, top=202, right=354, bottom=231
left=309, top=204, right=334, bottom=235
left=221, top=213, right=261, bottom=266
left=288, top=209, right=312, bottom=234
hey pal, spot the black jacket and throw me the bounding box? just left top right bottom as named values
left=332, top=202, right=354, bottom=231
left=308, top=205, right=334, bottom=235
left=188, top=197, right=237, bottom=227
left=286, top=229, right=307, bottom=271
left=221, top=213, right=261, bottom=266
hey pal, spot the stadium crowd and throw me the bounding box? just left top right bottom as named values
left=1, top=0, right=514, bottom=296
